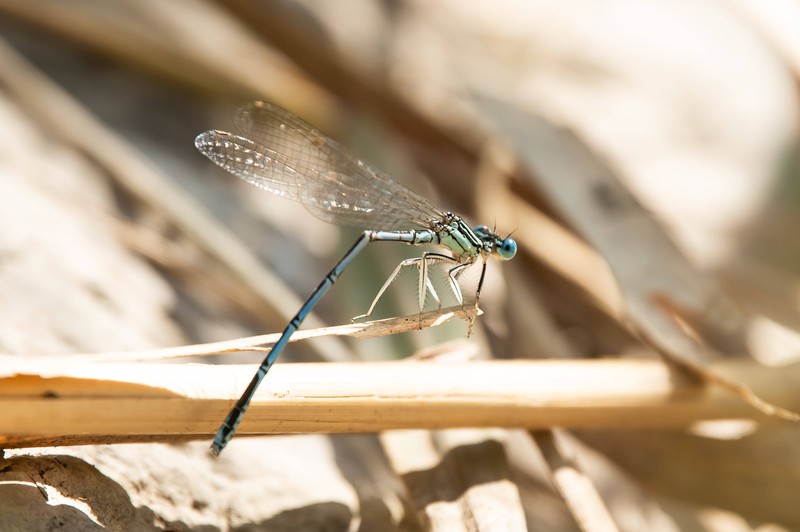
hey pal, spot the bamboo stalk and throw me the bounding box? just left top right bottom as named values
left=1, top=359, right=795, bottom=449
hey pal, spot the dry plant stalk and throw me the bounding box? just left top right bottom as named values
left=1, top=358, right=795, bottom=449
left=530, top=430, right=620, bottom=532
left=5, top=305, right=478, bottom=367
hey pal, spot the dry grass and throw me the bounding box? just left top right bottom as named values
left=1, top=1, right=800, bottom=530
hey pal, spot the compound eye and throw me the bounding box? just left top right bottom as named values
left=498, top=238, right=517, bottom=260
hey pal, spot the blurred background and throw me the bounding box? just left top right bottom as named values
left=1, top=0, right=799, bottom=530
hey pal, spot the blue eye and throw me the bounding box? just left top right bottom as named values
left=498, top=238, right=517, bottom=260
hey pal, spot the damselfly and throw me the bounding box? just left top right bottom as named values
left=195, top=101, right=516, bottom=455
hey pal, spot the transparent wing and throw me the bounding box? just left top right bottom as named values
left=195, top=101, right=443, bottom=230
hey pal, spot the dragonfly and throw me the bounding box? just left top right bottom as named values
left=195, top=101, right=517, bottom=456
